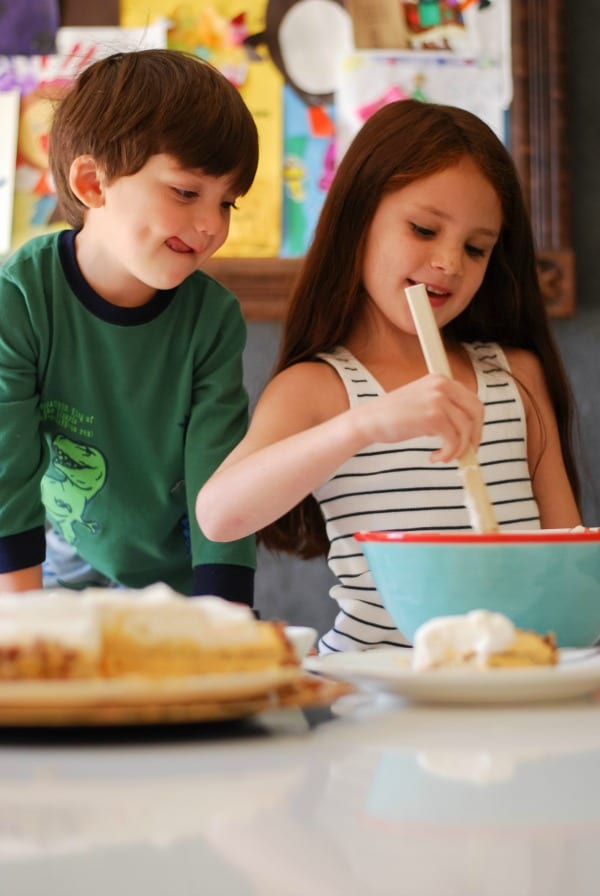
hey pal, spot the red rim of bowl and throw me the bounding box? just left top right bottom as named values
left=354, top=530, right=600, bottom=544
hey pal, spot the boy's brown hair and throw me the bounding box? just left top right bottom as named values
left=49, top=49, right=259, bottom=227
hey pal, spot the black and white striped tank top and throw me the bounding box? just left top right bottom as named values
left=314, top=343, right=541, bottom=654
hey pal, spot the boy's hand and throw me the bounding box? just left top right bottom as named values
left=0, top=565, right=43, bottom=594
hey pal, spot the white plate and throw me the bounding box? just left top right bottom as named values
left=304, top=647, right=600, bottom=704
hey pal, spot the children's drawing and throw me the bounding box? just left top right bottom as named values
left=335, top=52, right=509, bottom=163
left=121, top=0, right=282, bottom=256
left=281, top=85, right=335, bottom=256
left=0, top=91, right=19, bottom=257
left=243, top=0, right=354, bottom=255
left=0, top=56, right=77, bottom=253
left=347, top=0, right=505, bottom=61
left=1, top=24, right=168, bottom=255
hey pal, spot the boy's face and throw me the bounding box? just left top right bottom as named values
left=76, top=154, right=240, bottom=305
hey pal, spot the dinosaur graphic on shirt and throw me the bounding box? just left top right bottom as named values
left=41, top=435, right=107, bottom=542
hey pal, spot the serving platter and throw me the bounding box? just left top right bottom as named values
left=0, top=624, right=332, bottom=726
left=0, top=667, right=350, bottom=727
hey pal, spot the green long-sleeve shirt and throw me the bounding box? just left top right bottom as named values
left=0, top=230, right=255, bottom=594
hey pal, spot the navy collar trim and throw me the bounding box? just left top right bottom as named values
left=58, top=229, right=177, bottom=325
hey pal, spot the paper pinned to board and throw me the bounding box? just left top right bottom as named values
left=55, top=20, right=168, bottom=56
left=0, top=90, right=19, bottom=258
left=120, top=0, right=283, bottom=257
left=2, top=24, right=168, bottom=256
left=345, top=0, right=511, bottom=62
left=338, top=0, right=512, bottom=153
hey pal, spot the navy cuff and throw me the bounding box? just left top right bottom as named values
left=192, top=563, right=254, bottom=607
left=0, top=526, right=46, bottom=573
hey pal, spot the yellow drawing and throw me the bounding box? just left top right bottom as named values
left=121, top=0, right=283, bottom=256
left=12, top=82, right=68, bottom=251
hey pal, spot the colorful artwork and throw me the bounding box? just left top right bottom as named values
left=245, top=0, right=353, bottom=255
left=402, top=0, right=502, bottom=52
left=121, top=0, right=283, bottom=257
left=336, top=1, right=510, bottom=170
left=1, top=24, right=169, bottom=255
left=347, top=0, right=505, bottom=57
left=281, top=85, right=335, bottom=257
left=335, top=51, right=509, bottom=164
left=0, top=91, right=19, bottom=257
left=0, top=56, right=78, bottom=254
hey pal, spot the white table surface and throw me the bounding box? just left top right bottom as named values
left=2, top=687, right=600, bottom=895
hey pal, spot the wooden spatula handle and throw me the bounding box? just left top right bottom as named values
left=405, top=283, right=499, bottom=534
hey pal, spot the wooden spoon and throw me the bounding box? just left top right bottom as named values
left=405, top=283, right=499, bottom=534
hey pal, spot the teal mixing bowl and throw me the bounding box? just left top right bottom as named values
left=355, top=530, right=600, bottom=647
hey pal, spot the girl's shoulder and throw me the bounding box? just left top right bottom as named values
left=498, top=346, right=552, bottom=425
left=501, top=346, right=546, bottom=388
left=263, top=356, right=351, bottom=425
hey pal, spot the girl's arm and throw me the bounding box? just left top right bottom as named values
left=197, top=361, right=485, bottom=542
left=507, top=349, right=581, bottom=528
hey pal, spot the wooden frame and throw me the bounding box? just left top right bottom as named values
left=207, top=0, right=574, bottom=320
left=510, top=0, right=574, bottom=316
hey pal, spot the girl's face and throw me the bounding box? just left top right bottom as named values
left=361, top=157, right=502, bottom=338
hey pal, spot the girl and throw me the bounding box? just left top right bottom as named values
left=196, top=100, right=581, bottom=652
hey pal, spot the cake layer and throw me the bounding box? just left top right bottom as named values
left=0, top=585, right=296, bottom=680
left=484, top=630, right=557, bottom=667
left=100, top=598, right=295, bottom=677
left=0, top=593, right=101, bottom=680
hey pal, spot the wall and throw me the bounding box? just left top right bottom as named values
left=249, top=3, right=600, bottom=633
left=559, top=1, right=600, bottom=523
left=245, top=322, right=337, bottom=633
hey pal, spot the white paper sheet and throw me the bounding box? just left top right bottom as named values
left=0, top=89, right=19, bottom=258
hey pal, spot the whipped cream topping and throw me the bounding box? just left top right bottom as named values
left=103, top=592, right=259, bottom=645
left=84, top=582, right=180, bottom=607
left=0, top=592, right=101, bottom=652
left=0, top=584, right=258, bottom=650
left=411, top=610, right=516, bottom=672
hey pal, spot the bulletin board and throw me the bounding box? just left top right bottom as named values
left=0, top=0, right=574, bottom=317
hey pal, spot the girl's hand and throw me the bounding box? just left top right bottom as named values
left=197, top=367, right=485, bottom=543
left=353, top=373, right=484, bottom=464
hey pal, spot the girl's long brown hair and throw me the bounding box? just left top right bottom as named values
left=259, top=99, right=580, bottom=558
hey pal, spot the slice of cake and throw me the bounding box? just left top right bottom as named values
left=0, top=592, right=101, bottom=680
left=483, top=629, right=557, bottom=668
left=411, top=609, right=557, bottom=672
left=0, top=584, right=296, bottom=680
left=96, top=588, right=295, bottom=677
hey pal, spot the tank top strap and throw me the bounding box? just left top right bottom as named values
left=317, top=347, right=383, bottom=408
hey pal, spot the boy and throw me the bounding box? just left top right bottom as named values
left=0, top=49, right=258, bottom=602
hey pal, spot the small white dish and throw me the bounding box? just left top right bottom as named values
left=305, top=647, right=600, bottom=704
left=285, top=626, right=318, bottom=660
